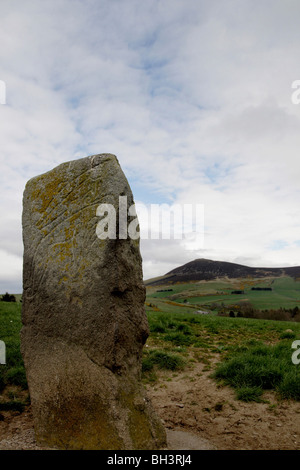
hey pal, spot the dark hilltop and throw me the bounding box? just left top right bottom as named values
left=145, top=258, right=300, bottom=286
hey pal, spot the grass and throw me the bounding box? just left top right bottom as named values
left=142, top=349, right=186, bottom=383
left=0, top=300, right=28, bottom=405
left=235, top=386, right=264, bottom=402
left=146, top=275, right=300, bottom=311
left=142, top=350, right=186, bottom=372
left=145, top=309, right=300, bottom=401
left=1, top=287, right=300, bottom=406
left=212, top=341, right=300, bottom=401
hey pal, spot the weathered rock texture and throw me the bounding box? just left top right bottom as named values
left=21, top=154, right=166, bottom=450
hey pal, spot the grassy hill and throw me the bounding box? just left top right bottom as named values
left=143, top=273, right=300, bottom=404
left=146, top=275, right=300, bottom=314
left=145, top=258, right=300, bottom=286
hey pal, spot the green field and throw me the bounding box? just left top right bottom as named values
left=146, top=276, right=300, bottom=312
left=0, top=300, right=28, bottom=412
left=0, top=276, right=300, bottom=411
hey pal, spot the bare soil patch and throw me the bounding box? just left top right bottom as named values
left=146, top=360, right=300, bottom=450
left=0, top=357, right=299, bottom=450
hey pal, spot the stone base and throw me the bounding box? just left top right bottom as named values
left=22, top=337, right=166, bottom=450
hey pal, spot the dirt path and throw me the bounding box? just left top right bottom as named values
left=146, top=361, right=300, bottom=450
left=0, top=360, right=299, bottom=450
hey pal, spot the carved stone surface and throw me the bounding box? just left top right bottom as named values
left=21, top=154, right=166, bottom=450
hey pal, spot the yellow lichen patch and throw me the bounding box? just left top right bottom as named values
left=52, top=242, right=73, bottom=263
left=58, top=275, right=69, bottom=285
left=29, top=169, right=64, bottom=215
left=64, top=226, right=75, bottom=241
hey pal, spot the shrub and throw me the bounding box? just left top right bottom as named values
left=1, top=292, right=16, bottom=302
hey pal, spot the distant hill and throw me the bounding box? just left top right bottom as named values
left=145, top=258, right=300, bottom=286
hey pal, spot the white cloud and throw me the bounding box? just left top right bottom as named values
left=0, top=249, right=23, bottom=293
left=1, top=0, right=300, bottom=289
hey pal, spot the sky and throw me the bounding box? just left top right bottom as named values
left=1, top=0, right=300, bottom=293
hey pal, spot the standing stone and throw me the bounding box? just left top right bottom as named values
left=21, top=154, right=166, bottom=450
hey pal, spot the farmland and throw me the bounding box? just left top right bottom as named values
left=0, top=277, right=300, bottom=449
left=145, top=275, right=300, bottom=313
